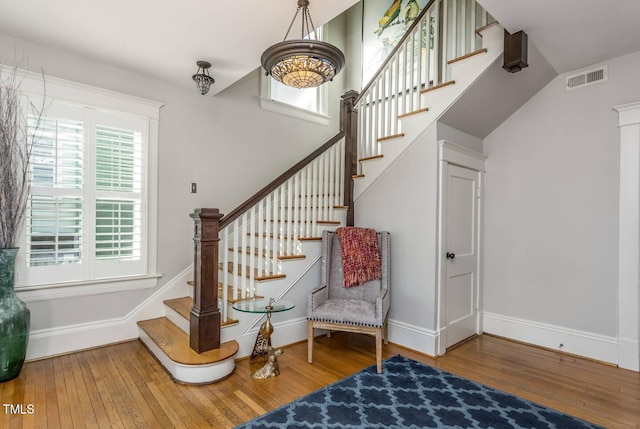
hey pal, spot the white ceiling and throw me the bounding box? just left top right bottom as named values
left=0, top=0, right=359, bottom=95
left=1, top=0, right=639, bottom=95
left=477, top=0, right=640, bottom=73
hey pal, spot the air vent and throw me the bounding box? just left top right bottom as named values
left=566, top=66, right=608, bottom=91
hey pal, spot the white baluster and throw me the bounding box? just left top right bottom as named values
left=434, top=0, right=443, bottom=84
left=441, top=0, right=449, bottom=80
left=394, top=55, right=401, bottom=127
left=272, top=187, right=279, bottom=272
left=222, top=226, right=229, bottom=322
left=460, top=0, right=466, bottom=54
left=312, top=159, right=318, bottom=236
left=265, top=192, right=272, bottom=273
left=409, top=28, right=416, bottom=112
left=328, top=146, right=335, bottom=221
left=282, top=180, right=288, bottom=258
left=470, top=0, right=477, bottom=51
left=305, top=164, right=312, bottom=237
left=339, top=138, right=345, bottom=207
left=405, top=31, right=411, bottom=110
left=258, top=199, right=265, bottom=283
left=286, top=177, right=293, bottom=255
left=366, top=92, right=373, bottom=161
left=249, top=206, right=256, bottom=296
left=382, top=65, right=391, bottom=140
left=417, top=26, right=425, bottom=106
left=241, top=212, right=248, bottom=298
left=293, top=173, right=300, bottom=252
left=232, top=218, right=240, bottom=302
left=319, top=153, right=326, bottom=221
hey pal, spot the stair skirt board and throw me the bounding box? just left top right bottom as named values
left=138, top=328, right=238, bottom=385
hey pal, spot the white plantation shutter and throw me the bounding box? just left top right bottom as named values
left=95, top=123, right=143, bottom=264
left=27, top=196, right=83, bottom=266
left=27, top=106, right=84, bottom=273
left=24, top=100, right=149, bottom=285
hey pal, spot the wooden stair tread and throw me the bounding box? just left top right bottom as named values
left=377, top=133, right=405, bottom=142
left=475, top=21, right=500, bottom=37
left=421, top=80, right=455, bottom=94
left=137, top=317, right=239, bottom=366
left=228, top=247, right=306, bottom=261
left=218, top=262, right=286, bottom=281
left=359, top=154, right=383, bottom=162
left=164, top=297, right=241, bottom=324
left=398, top=107, right=429, bottom=119
left=447, top=48, right=488, bottom=65
left=164, top=297, right=192, bottom=319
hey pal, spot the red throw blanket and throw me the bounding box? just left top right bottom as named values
left=336, top=227, right=382, bottom=287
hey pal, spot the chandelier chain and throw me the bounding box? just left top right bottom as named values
left=283, top=6, right=302, bottom=41
left=305, top=8, right=318, bottom=40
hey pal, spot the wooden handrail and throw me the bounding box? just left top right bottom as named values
left=355, top=0, right=437, bottom=105
left=220, top=131, right=345, bottom=230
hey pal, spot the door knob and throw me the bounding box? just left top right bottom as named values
left=446, top=252, right=455, bottom=260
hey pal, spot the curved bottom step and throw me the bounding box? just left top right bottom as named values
left=138, top=317, right=238, bottom=384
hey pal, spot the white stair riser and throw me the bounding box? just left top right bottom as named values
left=138, top=329, right=236, bottom=384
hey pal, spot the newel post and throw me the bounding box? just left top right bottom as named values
left=341, top=90, right=359, bottom=226
left=190, top=208, right=223, bottom=353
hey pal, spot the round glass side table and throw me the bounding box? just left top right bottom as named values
left=232, top=298, right=295, bottom=379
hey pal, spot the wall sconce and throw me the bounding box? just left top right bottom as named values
left=192, top=61, right=215, bottom=95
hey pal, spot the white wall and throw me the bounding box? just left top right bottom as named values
left=0, top=31, right=346, bottom=336
left=355, top=124, right=440, bottom=353
left=437, top=123, right=483, bottom=152
left=483, top=51, right=640, bottom=351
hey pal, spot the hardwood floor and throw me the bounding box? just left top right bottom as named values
left=2, top=333, right=639, bottom=428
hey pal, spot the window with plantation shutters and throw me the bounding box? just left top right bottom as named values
left=27, top=104, right=84, bottom=272
left=95, top=125, right=142, bottom=264
left=17, top=77, right=161, bottom=296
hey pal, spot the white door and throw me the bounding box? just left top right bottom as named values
left=443, top=164, right=480, bottom=349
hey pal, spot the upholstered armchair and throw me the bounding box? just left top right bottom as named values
left=307, top=230, right=390, bottom=373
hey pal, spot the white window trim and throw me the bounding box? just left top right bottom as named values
left=258, top=93, right=331, bottom=126
left=12, top=70, right=163, bottom=301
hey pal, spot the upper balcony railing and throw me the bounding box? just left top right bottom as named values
left=355, top=0, right=494, bottom=164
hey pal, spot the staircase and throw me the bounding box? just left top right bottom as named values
left=136, top=0, right=503, bottom=384
left=137, top=136, right=348, bottom=383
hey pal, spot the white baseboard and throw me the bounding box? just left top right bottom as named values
left=388, top=319, right=438, bottom=357
left=483, top=312, right=619, bottom=365
left=26, top=266, right=193, bottom=360
left=618, top=337, right=640, bottom=371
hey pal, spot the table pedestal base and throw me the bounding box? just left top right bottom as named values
left=250, top=331, right=272, bottom=360
left=252, top=346, right=283, bottom=379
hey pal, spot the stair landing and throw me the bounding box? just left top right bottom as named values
left=138, top=317, right=238, bottom=384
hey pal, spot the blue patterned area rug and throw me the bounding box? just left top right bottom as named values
left=236, top=354, right=602, bottom=429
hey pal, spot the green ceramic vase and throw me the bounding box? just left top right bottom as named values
left=0, top=248, right=30, bottom=382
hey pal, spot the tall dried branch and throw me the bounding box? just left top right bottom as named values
left=0, top=63, right=45, bottom=248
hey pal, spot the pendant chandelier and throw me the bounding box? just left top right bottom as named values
left=261, top=0, right=345, bottom=89
left=192, top=61, right=215, bottom=95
